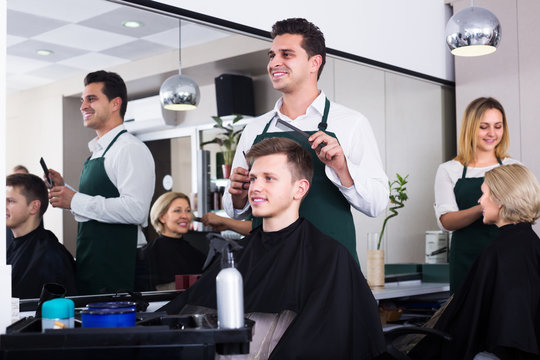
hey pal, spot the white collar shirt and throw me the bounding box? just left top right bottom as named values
left=223, top=90, right=389, bottom=219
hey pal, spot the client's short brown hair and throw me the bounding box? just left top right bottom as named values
left=6, top=173, right=49, bottom=217
left=246, top=137, right=313, bottom=185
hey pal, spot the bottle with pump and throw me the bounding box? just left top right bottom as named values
left=216, top=246, right=244, bottom=329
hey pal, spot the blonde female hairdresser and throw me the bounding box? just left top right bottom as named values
left=433, top=97, right=521, bottom=292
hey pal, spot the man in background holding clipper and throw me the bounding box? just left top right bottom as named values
left=47, top=71, right=155, bottom=295
left=223, top=18, right=388, bottom=261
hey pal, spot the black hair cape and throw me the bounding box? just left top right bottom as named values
left=160, top=217, right=385, bottom=359
left=7, top=226, right=76, bottom=298
left=411, top=222, right=540, bottom=359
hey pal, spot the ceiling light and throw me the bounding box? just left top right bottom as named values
left=445, top=3, right=501, bottom=57
left=36, top=49, right=54, bottom=56
left=122, top=20, right=143, bottom=28
left=160, top=21, right=200, bottom=111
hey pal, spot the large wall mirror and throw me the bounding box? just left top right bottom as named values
left=6, top=0, right=455, bottom=299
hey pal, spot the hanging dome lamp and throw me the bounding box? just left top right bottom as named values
left=445, top=1, right=501, bottom=57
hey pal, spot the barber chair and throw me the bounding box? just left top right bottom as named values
left=383, top=326, right=452, bottom=360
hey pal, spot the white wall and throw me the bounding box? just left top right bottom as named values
left=1, top=0, right=14, bottom=332
left=1, top=0, right=7, bottom=264
left=328, top=58, right=454, bottom=270
left=155, top=0, right=454, bottom=81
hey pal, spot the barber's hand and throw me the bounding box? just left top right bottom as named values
left=46, top=169, right=65, bottom=187
left=49, top=185, right=75, bottom=210
left=228, top=166, right=250, bottom=209
left=309, top=131, right=354, bottom=187
left=201, top=212, right=228, bottom=232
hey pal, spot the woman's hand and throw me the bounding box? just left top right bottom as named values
left=440, top=204, right=483, bottom=231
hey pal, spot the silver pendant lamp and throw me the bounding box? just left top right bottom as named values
left=160, top=21, right=200, bottom=111
left=445, top=1, right=501, bottom=57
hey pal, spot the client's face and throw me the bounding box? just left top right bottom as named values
left=6, top=186, right=33, bottom=230
left=248, top=154, right=296, bottom=218
left=479, top=182, right=501, bottom=225
left=159, top=198, right=191, bottom=238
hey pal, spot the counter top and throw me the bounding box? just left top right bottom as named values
left=371, top=281, right=449, bottom=300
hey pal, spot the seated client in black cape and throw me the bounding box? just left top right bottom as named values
left=6, top=173, right=76, bottom=298
left=160, top=137, right=386, bottom=360
left=411, top=164, right=540, bottom=360
left=139, top=192, right=205, bottom=291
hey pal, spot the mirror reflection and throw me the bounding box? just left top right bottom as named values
left=6, top=0, right=455, bottom=299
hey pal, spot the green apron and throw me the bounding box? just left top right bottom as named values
left=251, top=98, right=358, bottom=262
left=449, top=160, right=501, bottom=293
left=76, top=129, right=138, bottom=294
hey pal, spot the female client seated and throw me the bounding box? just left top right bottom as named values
left=412, top=164, right=540, bottom=360
left=141, top=192, right=205, bottom=291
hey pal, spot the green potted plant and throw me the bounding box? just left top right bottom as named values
left=200, top=115, right=245, bottom=179
left=378, top=173, right=409, bottom=250
left=367, top=173, right=409, bottom=288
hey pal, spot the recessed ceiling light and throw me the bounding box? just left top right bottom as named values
left=36, top=49, right=54, bottom=56
left=122, top=20, right=143, bottom=28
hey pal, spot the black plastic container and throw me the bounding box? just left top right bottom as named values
left=0, top=313, right=253, bottom=359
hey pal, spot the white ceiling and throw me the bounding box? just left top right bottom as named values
left=6, top=0, right=231, bottom=94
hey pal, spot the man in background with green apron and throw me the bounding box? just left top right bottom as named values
left=223, top=18, right=388, bottom=262
left=48, top=71, right=155, bottom=294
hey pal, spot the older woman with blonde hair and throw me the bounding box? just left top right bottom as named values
left=140, top=192, right=205, bottom=290
left=434, top=97, right=522, bottom=292
left=414, top=164, right=540, bottom=359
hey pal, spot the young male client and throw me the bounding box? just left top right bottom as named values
left=6, top=174, right=76, bottom=298
left=160, top=137, right=385, bottom=359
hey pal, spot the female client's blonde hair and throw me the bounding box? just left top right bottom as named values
left=484, top=164, right=540, bottom=224
left=150, top=192, right=191, bottom=234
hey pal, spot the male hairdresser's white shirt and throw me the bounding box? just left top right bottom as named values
left=70, top=124, right=155, bottom=246
left=223, top=91, right=389, bottom=219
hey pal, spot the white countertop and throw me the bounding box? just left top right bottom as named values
left=371, top=280, right=449, bottom=300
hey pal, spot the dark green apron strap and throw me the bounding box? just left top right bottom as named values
left=317, top=98, right=330, bottom=131
left=265, top=97, right=330, bottom=134
left=102, top=129, right=127, bottom=157
left=261, top=114, right=276, bottom=135
left=463, top=158, right=502, bottom=177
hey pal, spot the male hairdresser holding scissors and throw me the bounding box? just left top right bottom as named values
left=223, top=18, right=388, bottom=262
left=48, top=70, right=155, bottom=294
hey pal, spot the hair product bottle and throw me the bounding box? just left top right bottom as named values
left=216, top=247, right=244, bottom=329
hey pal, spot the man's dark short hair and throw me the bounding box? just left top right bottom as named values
left=7, top=174, right=49, bottom=217
left=271, top=18, right=326, bottom=80
left=246, top=137, right=313, bottom=185
left=84, top=70, right=128, bottom=119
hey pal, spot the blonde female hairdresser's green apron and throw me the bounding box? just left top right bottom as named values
left=76, top=130, right=138, bottom=294
left=449, top=161, right=501, bottom=293
left=251, top=98, right=358, bottom=262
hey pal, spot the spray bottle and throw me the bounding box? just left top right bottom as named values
left=215, top=243, right=244, bottom=329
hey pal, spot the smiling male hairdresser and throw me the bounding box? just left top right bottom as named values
left=223, top=18, right=388, bottom=261
left=48, top=70, right=155, bottom=294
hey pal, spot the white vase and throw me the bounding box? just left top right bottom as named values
left=366, top=232, right=385, bottom=288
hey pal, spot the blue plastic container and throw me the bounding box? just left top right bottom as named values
left=81, top=302, right=137, bottom=328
